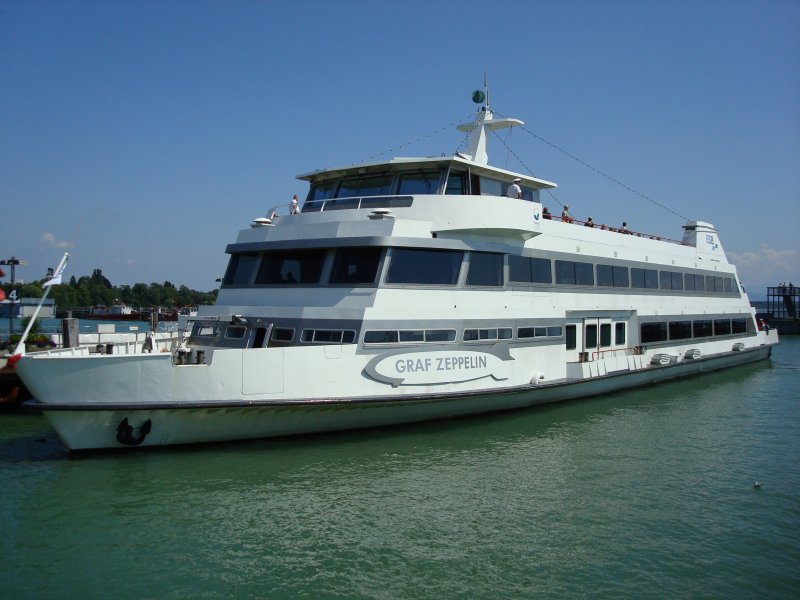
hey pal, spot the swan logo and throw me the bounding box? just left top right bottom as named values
left=705, top=234, right=719, bottom=251
left=533, top=212, right=540, bottom=222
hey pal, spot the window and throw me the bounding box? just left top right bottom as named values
left=464, top=328, right=512, bottom=341
left=597, top=265, right=630, bottom=288
left=714, top=319, right=731, bottom=335
left=706, top=276, right=723, bottom=293
left=330, top=247, right=382, bottom=284
left=386, top=248, right=463, bottom=285
left=445, top=171, right=466, bottom=195
left=585, top=324, right=598, bottom=348
left=364, top=330, right=398, bottom=344
left=337, top=175, right=393, bottom=198
left=555, top=260, right=594, bottom=286
left=671, top=272, right=684, bottom=290
left=615, top=322, right=626, bottom=345
left=301, top=330, right=356, bottom=344
left=398, top=171, right=440, bottom=195
left=192, top=323, right=219, bottom=337
left=669, top=321, right=692, bottom=340
left=641, top=322, right=667, bottom=343
left=225, top=326, right=246, bottom=339
left=731, top=318, right=748, bottom=334
left=255, top=250, right=326, bottom=285
left=478, top=176, right=503, bottom=197
left=631, top=268, right=659, bottom=289
left=614, top=266, right=630, bottom=288
left=509, top=256, right=551, bottom=284
left=693, top=320, right=713, bottom=338
left=684, top=273, right=696, bottom=291
left=692, top=274, right=705, bottom=292
left=600, top=323, right=611, bottom=347
left=363, top=329, right=456, bottom=344
left=307, top=181, right=336, bottom=202
left=724, top=278, right=733, bottom=293
left=223, top=253, right=260, bottom=286
left=660, top=271, right=672, bottom=290
left=270, top=328, right=294, bottom=342
left=467, top=253, right=504, bottom=286
left=566, top=325, right=577, bottom=349
left=547, top=326, right=563, bottom=337
left=518, top=326, right=563, bottom=338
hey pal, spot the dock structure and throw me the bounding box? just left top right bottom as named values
left=762, top=285, right=800, bottom=335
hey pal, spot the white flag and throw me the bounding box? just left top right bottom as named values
left=43, top=252, right=69, bottom=287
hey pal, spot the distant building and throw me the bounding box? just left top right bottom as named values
left=0, top=298, right=56, bottom=319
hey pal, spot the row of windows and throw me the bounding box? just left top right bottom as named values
left=365, top=325, right=563, bottom=345
left=640, top=318, right=750, bottom=343
left=223, top=247, right=737, bottom=296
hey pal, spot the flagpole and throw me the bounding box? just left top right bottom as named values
left=12, top=252, right=69, bottom=356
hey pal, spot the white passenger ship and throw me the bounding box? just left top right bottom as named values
left=19, top=95, right=778, bottom=450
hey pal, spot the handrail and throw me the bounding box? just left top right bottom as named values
left=552, top=215, right=688, bottom=245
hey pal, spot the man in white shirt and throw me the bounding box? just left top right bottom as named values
left=507, top=178, right=522, bottom=199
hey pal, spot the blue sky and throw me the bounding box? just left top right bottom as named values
left=1, top=0, right=798, bottom=297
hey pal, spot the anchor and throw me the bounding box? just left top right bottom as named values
left=116, top=417, right=152, bottom=446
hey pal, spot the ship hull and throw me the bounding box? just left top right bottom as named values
left=24, top=344, right=771, bottom=451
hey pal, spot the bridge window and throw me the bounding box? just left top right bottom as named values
left=330, top=247, right=382, bottom=285
left=223, top=253, right=260, bottom=286
left=398, top=171, right=440, bottom=195
left=255, top=250, right=326, bottom=285
left=337, top=175, right=393, bottom=198
left=467, top=253, right=504, bottom=287
left=386, top=248, right=463, bottom=285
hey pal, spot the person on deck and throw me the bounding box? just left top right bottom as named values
left=290, top=195, right=300, bottom=215
left=584, top=217, right=595, bottom=227
left=543, top=206, right=552, bottom=220
left=561, top=204, right=573, bottom=223
left=507, top=178, right=522, bottom=199
left=619, top=221, right=630, bottom=234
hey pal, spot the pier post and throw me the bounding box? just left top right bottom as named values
left=62, top=318, right=79, bottom=348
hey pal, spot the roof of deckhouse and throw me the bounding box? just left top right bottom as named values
left=296, top=155, right=557, bottom=190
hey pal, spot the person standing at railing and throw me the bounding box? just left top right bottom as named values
left=290, top=194, right=300, bottom=215
left=561, top=204, right=573, bottom=223
left=506, top=178, right=522, bottom=199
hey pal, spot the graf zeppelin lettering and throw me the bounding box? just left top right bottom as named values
left=395, top=355, right=488, bottom=373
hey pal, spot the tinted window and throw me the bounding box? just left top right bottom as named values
left=600, top=323, right=611, bottom=347
left=644, top=269, right=659, bottom=289
left=555, top=261, right=575, bottom=285
left=467, top=253, right=504, bottom=286
left=398, top=171, right=440, bottom=195
left=386, top=249, right=463, bottom=285
left=693, top=320, right=713, bottom=338
left=255, top=250, right=326, bottom=284
left=586, top=324, right=598, bottom=348
left=597, top=264, right=614, bottom=287
left=671, top=272, right=683, bottom=290
left=364, top=330, right=398, bottom=343
left=225, top=326, right=246, bottom=339
left=271, top=328, right=294, bottom=342
left=684, top=273, right=696, bottom=291
left=566, top=325, right=577, bottom=349
left=615, top=322, right=626, bottom=345
left=724, top=278, right=733, bottom=293
left=575, top=262, right=594, bottom=285
left=669, top=321, right=692, bottom=340
left=613, top=266, right=630, bottom=288
left=714, top=319, right=731, bottom=335
left=224, top=253, right=260, bottom=286
left=660, top=271, right=672, bottom=290
left=509, top=256, right=551, bottom=283
left=399, top=330, right=424, bottom=342
left=337, top=175, right=393, bottom=198
left=641, top=322, right=667, bottom=343
left=731, top=318, right=748, bottom=334
left=425, top=330, right=456, bottom=342
left=330, top=247, right=382, bottom=284
left=445, top=171, right=466, bottom=195
left=307, top=181, right=336, bottom=201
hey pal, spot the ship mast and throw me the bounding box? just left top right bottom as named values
left=457, top=78, right=523, bottom=165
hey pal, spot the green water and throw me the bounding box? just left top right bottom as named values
left=2, top=340, right=799, bottom=599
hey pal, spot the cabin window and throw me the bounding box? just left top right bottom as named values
left=509, top=256, right=552, bottom=284
left=600, top=323, right=612, bottom=347
left=193, top=324, right=220, bottom=337
left=398, top=171, right=440, bottom=195
left=466, top=252, right=504, bottom=287
left=308, top=181, right=337, bottom=202
left=555, top=260, right=594, bottom=286
left=731, top=318, right=748, bottom=334
left=364, top=330, right=399, bottom=344
left=424, top=330, right=456, bottom=342
left=615, top=322, right=626, bottom=345
left=337, top=175, right=393, bottom=198
left=445, top=171, right=466, bottom=195
left=518, top=326, right=563, bottom=338
left=566, top=325, right=577, bottom=349
left=585, top=324, right=598, bottom=348
left=641, top=322, right=667, bottom=343
left=669, top=321, right=692, bottom=340
left=464, top=328, right=512, bottom=341
left=724, top=278, right=733, bottom=293
left=225, top=326, right=246, bottom=339
left=479, top=176, right=503, bottom=197
left=684, top=273, right=696, bottom=291
left=270, top=328, right=294, bottom=342
left=255, top=250, right=326, bottom=285
left=693, top=320, right=713, bottom=338
left=631, top=268, right=659, bottom=289
left=714, top=319, right=731, bottom=335
left=301, top=329, right=356, bottom=344
left=330, top=247, right=383, bottom=285
left=386, top=248, right=463, bottom=285
left=223, top=253, right=260, bottom=286
left=706, top=276, right=723, bottom=293
left=597, top=265, right=629, bottom=288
